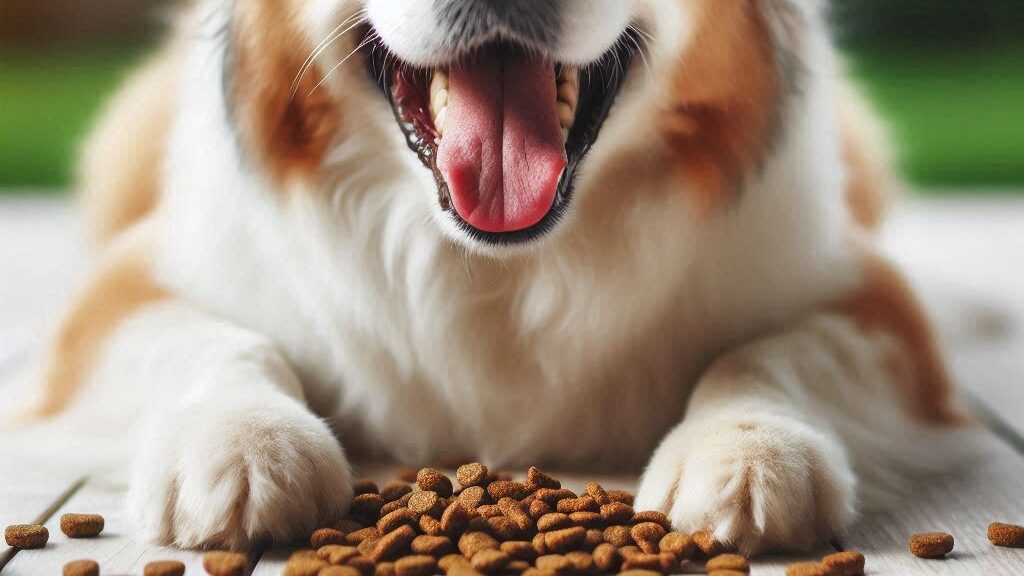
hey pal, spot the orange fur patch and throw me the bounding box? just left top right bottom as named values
left=79, top=37, right=184, bottom=246
left=30, top=226, right=168, bottom=418
left=835, top=239, right=961, bottom=425
left=230, top=0, right=342, bottom=185
left=839, top=82, right=895, bottom=231
left=662, top=0, right=782, bottom=213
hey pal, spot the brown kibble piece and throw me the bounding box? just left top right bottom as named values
left=144, top=560, right=186, bottom=576
left=599, top=502, right=634, bottom=525
left=352, top=493, right=386, bottom=517
left=378, top=508, right=419, bottom=534
left=347, top=527, right=381, bottom=544
left=322, top=567, right=364, bottom=576
left=528, top=500, right=552, bottom=521
left=456, top=463, right=489, bottom=488
left=538, top=513, right=573, bottom=532
left=203, top=551, right=248, bottom=576
left=536, top=554, right=571, bottom=572
left=692, top=531, right=722, bottom=557
left=621, top=552, right=662, bottom=571
left=359, top=537, right=382, bottom=557
left=412, top=534, right=454, bottom=557
left=785, top=562, right=831, bottom=576
left=618, top=545, right=642, bottom=559
left=459, top=486, right=487, bottom=509
left=336, top=518, right=367, bottom=533
left=592, top=543, right=621, bottom=573
left=706, top=553, right=750, bottom=573
left=409, top=491, right=443, bottom=516
left=441, top=501, right=473, bottom=536
left=543, top=526, right=585, bottom=553
left=395, top=554, right=439, bottom=576
left=348, top=555, right=377, bottom=576
left=584, top=482, right=610, bottom=505
left=500, top=540, right=537, bottom=561
left=381, top=481, right=414, bottom=503
left=497, top=497, right=534, bottom=532
left=419, top=515, right=444, bottom=536
left=505, top=560, right=530, bottom=573
left=526, top=467, right=561, bottom=490
left=63, top=559, right=100, bottom=576
left=617, top=571, right=660, bottom=576
left=4, top=524, right=48, bottom=549
left=606, top=490, right=634, bottom=506
left=632, top=511, right=672, bottom=532
left=822, top=550, right=865, bottom=576
left=531, top=532, right=548, bottom=555
left=568, top=511, right=603, bottom=529
left=59, top=514, right=105, bottom=538
left=375, top=562, right=396, bottom=576
left=584, top=529, right=604, bottom=550
left=459, top=531, right=499, bottom=557
left=603, top=525, right=634, bottom=547
left=487, top=481, right=530, bottom=501
left=534, top=488, right=577, bottom=505
left=485, top=516, right=519, bottom=541
left=631, top=522, right=667, bottom=545
left=565, top=550, right=595, bottom=572
left=439, top=553, right=470, bottom=571
left=418, top=468, right=455, bottom=498
left=354, top=479, right=379, bottom=495
left=555, top=496, right=597, bottom=514
left=709, top=571, right=751, bottom=576
left=988, top=522, right=1024, bottom=548
left=477, top=505, right=503, bottom=519
left=319, top=545, right=361, bottom=565
left=312, top=527, right=349, bottom=548
left=373, top=525, right=417, bottom=562
left=658, top=531, right=693, bottom=560
left=909, top=532, right=954, bottom=558
left=381, top=493, right=415, bottom=516
left=471, top=549, right=510, bottom=573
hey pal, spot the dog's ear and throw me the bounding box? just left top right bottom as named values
left=226, top=1, right=342, bottom=185
left=663, top=0, right=806, bottom=212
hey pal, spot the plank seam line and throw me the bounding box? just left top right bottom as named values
left=964, top=389, right=1024, bottom=456
left=0, top=476, right=87, bottom=573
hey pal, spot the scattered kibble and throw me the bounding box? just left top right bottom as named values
left=706, top=553, right=750, bottom=573
left=785, top=561, right=832, bottom=576
left=988, top=522, right=1024, bottom=548
left=822, top=550, right=865, bottom=576
left=909, top=532, right=955, bottom=559
left=59, top=514, right=105, bottom=538
left=143, top=560, right=186, bottom=576
left=62, top=559, right=100, bottom=576
left=4, top=524, right=48, bottom=549
left=203, top=550, right=248, bottom=576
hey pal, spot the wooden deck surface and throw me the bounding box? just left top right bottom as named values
left=2, top=195, right=1023, bottom=575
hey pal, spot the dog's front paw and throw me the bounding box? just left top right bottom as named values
left=128, top=396, right=352, bottom=549
left=635, top=415, right=855, bottom=554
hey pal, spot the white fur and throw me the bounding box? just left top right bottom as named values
left=6, top=0, right=962, bottom=553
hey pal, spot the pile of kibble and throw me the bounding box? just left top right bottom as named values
left=5, top=464, right=1024, bottom=576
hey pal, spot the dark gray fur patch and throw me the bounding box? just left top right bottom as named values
left=433, top=0, right=562, bottom=54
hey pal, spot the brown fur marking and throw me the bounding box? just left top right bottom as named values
left=662, top=0, right=782, bottom=213
left=230, top=0, right=341, bottom=185
left=835, top=240, right=961, bottom=425
left=79, top=39, right=184, bottom=246
left=839, top=83, right=895, bottom=230
left=31, top=226, right=169, bottom=417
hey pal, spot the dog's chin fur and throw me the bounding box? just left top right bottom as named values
left=5, top=0, right=968, bottom=555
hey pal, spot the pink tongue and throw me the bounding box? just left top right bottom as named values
left=437, top=49, right=567, bottom=233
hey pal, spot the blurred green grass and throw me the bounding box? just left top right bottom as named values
left=0, top=47, right=147, bottom=193
left=0, top=44, right=1022, bottom=192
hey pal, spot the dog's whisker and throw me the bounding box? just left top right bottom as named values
left=307, top=33, right=376, bottom=98
left=290, top=11, right=367, bottom=100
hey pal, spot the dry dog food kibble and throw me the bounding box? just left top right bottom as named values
left=203, top=551, right=248, bottom=576
left=706, top=553, right=750, bottom=573
left=60, top=514, right=105, bottom=538
left=144, top=560, right=187, bottom=576
left=63, top=559, right=100, bottom=576
left=988, top=522, right=1024, bottom=548
left=785, top=562, right=832, bottom=576
left=4, top=524, right=48, bottom=549
left=909, top=532, right=955, bottom=559
left=822, top=550, right=865, bottom=576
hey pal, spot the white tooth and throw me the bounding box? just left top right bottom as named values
left=435, top=106, right=448, bottom=135
left=557, top=82, right=578, bottom=109
left=431, top=88, right=449, bottom=119
left=558, top=101, right=575, bottom=129
left=559, top=67, right=579, bottom=85
left=431, top=69, right=449, bottom=91
left=562, top=128, right=570, bottom=144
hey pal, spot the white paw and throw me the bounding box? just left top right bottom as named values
left=128, top=395, right=353, bottom=549
left=635, top=415, right=855, bottom=554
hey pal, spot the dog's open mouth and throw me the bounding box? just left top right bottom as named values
left=368, top=34, right=638, bottom=245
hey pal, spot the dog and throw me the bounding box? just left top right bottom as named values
left=13, top=0, right=961, bottom=555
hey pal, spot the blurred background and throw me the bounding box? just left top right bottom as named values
left=0, top=0, right=1022, bottom=194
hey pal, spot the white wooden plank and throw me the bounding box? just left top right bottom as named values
left=0, top=479, right=250, bottom=576
left=842, top=431, right=1024, bottom=575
